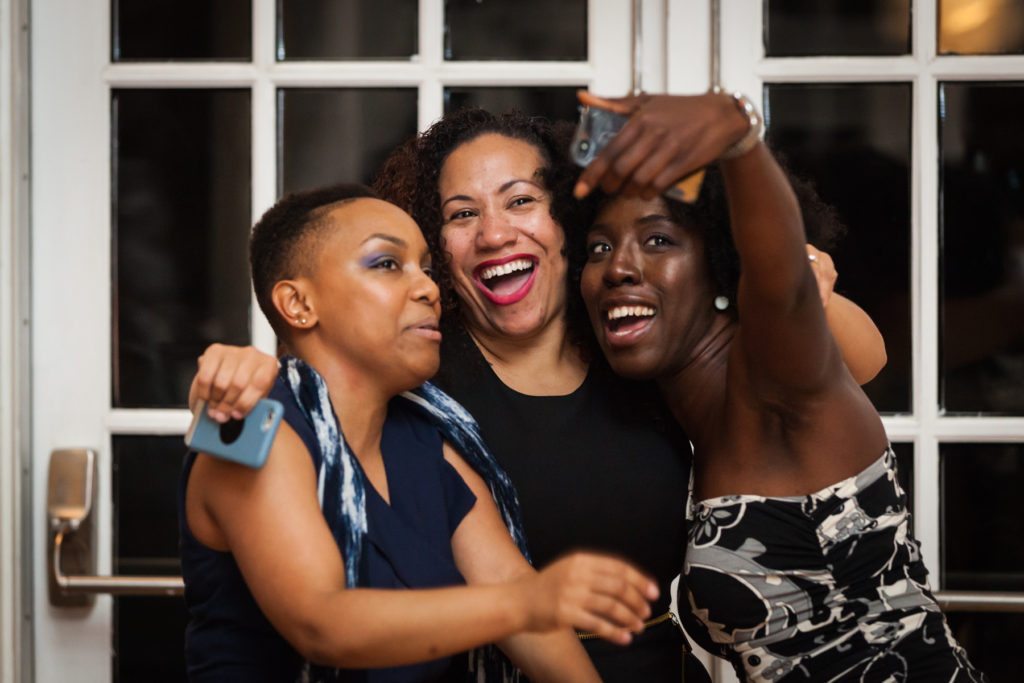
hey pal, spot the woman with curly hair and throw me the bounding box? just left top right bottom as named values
left=576, top=91, right=984, bottom=682
left=190, top=105, right=886, bottom=681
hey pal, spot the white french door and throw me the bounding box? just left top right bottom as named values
left=29, top=0, right=634, bottom=680
left=699, top=2, right=1024, bottom=681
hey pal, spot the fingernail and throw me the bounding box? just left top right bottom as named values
left=231, top=410, right=243, bottom=420
left=210, top=410, right=228, bottom=423
left=648, top=583, right=659, bottom=600
left=573, top=181, right=590, bottom=199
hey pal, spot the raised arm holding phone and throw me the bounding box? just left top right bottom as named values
left=574, top=90, right=985, bottom=682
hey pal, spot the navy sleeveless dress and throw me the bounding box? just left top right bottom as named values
left=179, top=377, right=477, bottom=682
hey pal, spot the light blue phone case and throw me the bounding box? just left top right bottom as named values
left=185, top=398, right=284, bottom=469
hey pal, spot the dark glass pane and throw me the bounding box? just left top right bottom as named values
left=940, top=83, right=1024, bottom=415
left=765, top=83, right=912, bottom=413
left=945, top=613, right=1024, bottom=683
left=444, top=87, right=580, bottom=124
left=113, top=90, right=252, bottom=408
left=113, top=436, right=183, bottom=564
left=941, top=443, right=1024, bottom=591
left=765, top=0, right=911, bottom=56
left=113, top=0, right=251, bottom=61
left=940, top=0, right=1024, bottom=55
left=114, top=597, right=188, bottom=683
left=445, top=0, right=586, bottom=61
left=112, top=436, right=187, bottom=681
left=278, top=0, right=416, bottom=61
left=279, top=89, right=417, bottom=194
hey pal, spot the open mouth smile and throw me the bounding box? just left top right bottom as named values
left=472, top=254, right=538, bottom=305
left=603, top=304, right=657, bottom=346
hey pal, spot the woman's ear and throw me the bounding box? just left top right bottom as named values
left=272, top=279, right=317, bottom=332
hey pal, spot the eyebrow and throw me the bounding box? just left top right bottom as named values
left=440, top=177, right=543, bottom=210
left=361, top=233, right=407, bottom=247
left=500, top=177, right=541, bottom=194
left=638, top=213, right=673, bottom=225
left=590, top=213, right=674, bottom=232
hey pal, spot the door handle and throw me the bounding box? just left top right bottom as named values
left=47, top=448, right=183, bottom=607
left=935, top=590, right=1024, bottom=612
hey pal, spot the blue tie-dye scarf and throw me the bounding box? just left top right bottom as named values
left=283, top=356, right=529, bottom=682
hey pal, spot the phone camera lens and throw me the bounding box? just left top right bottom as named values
left=219, top=419, right=244, bottom=445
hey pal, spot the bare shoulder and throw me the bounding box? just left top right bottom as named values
left=187, top=422, right=316, bottom=548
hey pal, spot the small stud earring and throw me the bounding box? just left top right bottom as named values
left=714, top=296, right=729, bottom=311
left=297, top=317, right=307, bottom=325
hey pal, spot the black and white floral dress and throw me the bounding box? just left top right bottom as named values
left=680, top=448, right=986, bottom=682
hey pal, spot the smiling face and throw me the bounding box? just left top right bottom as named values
left=580, top=195, right=718, bottom=380
left=304, top=198, right=441, bottom=392
left=438, top=133, right=568, bottom=341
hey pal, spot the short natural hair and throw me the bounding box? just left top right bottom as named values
left=249, top=183, right=379, bottom=340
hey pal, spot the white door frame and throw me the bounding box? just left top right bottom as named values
left=30, top=0, right=113, bottom=680
left=1, top=0, right=32, bottom=680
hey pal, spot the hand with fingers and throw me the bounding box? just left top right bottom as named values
left=573, top=90, right=753, bottom=200
left=189, top=344, right=280, bottom=423
left=513, top=552, right=658, bottom=646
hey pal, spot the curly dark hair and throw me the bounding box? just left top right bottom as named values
left=373, top=107, right=593, bottom=351
left=250, top=183, right=379, bottom=340
left=570, top=156, right=846, bottom=319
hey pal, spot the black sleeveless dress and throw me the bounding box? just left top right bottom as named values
left=435, top=328, right=701, bottom=682
left=179, top=376, right=477, bottom=682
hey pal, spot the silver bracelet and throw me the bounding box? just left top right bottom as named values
left=720, top=91, right=763, bottom=160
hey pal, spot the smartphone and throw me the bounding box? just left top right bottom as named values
left=570, top=104, right=706, bottom=204
left=185, top=398, right=284, bottom=469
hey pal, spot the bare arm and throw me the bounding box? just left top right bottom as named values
left=825, top=294, right=886, bottom=384
left=807, top=245, right=887, bottom=385
left=722, top=145, right=844, bottom=399
left=445, top=443, right=656, bottom=681
left=188, top=424, right=654, bottom=670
